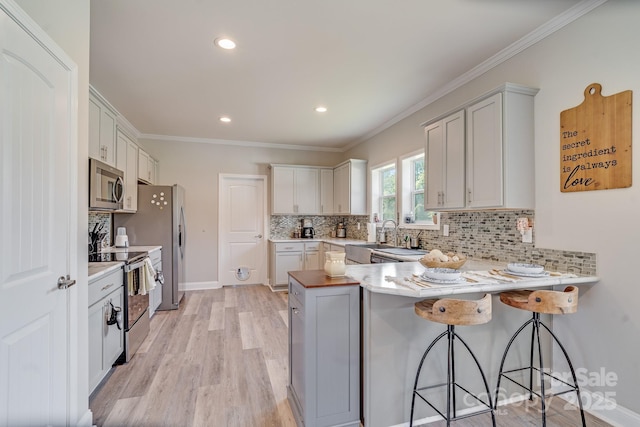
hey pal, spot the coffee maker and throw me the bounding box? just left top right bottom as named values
left=301, top=218, right=315, bottom=238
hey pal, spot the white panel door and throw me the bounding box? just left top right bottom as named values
left=0, top=4, right=76, bottom=425
left=219, top=175, right=267, bottom=286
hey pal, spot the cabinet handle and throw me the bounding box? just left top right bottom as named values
left=101, top=283, right=114, bottom=291
left=292, top=308, right=299, bottom=315
left=467, top=188, right=472, bottom=203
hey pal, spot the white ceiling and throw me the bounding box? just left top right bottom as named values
left=90, top=0, right=596, bottom=151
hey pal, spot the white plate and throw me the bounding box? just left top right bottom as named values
left=419, top=274, right=467, bottom=285
left=422, top=267, right=461, bottom=281
left=507, top=263, right=544, bottom=274
left=504, top=269, right=550, bottom=278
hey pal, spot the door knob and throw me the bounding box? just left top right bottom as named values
left=57, top=275, right=76, bottom=290
left=254, top=234, right=263, bottom=239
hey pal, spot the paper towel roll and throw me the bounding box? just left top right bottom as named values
left=367, top=223, right=376, bottom=243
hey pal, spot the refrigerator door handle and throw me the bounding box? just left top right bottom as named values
left=179, top=205, right=187, bottom=256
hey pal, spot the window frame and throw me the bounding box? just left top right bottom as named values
left=400, top=151, right=440, bottom=230
left=370, top=160, right=397, bottom=224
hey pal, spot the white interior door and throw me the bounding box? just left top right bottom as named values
left=219, top=175, right=267, bottom=286
left=0, top=3, right=76, bottom=425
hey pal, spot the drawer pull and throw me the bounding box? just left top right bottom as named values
left=101, top=283, right=115, bottom=291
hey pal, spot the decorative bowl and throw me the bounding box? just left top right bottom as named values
left=507, top=263, right=544, bottom=274
left=419, top=255, right=466, bottom=269
left=422, top=268, right=462, bottom=281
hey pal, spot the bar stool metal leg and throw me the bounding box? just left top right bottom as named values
left=410, top=325, right=496, bottom=427
left=494, top=312, right=586, bottom=427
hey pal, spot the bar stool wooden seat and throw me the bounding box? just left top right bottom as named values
left=494, top=286, right=586, bottom=426
left=410, top=294, right=496, bottom=427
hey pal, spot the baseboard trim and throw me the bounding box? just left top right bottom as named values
left=555, top=389, right=640, bottom=427
left=76, top=409, right=93, bottom=427
left=181, top=281, right=221, bottom=291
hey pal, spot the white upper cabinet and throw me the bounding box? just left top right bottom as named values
left=423, top=83, right=538, bottom=210
left=466, top=93, right=503, bottom=208
left=271, top=166, right=320, bottom=214
left=89, top=89, right=117, bottom=167
left=116, top=129, right=138, bottom=212
left=138, top=148, right=157, bottom=184
left=333, top=159, right=367, bottom=215
left=466, top=85, right=537, bottom=209
left=424, top=110, right=465, bottom=209
left=320, top=168, right=334, bottom=214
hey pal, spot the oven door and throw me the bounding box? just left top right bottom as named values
left=89, top=158, right=124, bottom=211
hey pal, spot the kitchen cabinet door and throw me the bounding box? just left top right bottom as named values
left=320, top=168, right=334, bottom=214
left=294, top=167, right=319, bottom=214
left=276, top=251, right=304, bottom=285
left=465, top=85, right=537, bottom=209
left=88, top=300, right=105, bottom=392
left=116, top=130, right=138, bottom=212
left=89, top=91, right=117, bottom=167
left=466, top=93, right=503, bottom=208
left=271, top=166, right=320, bottom=214
left=138, top=149, right=150, bottom=183
left=304, top=250, right=320, bottom=270
left=424, top=110, right=465, bottom=210
left=103, top=286, right=124, bottom=368
left=333, top=159, right=367, bottom=215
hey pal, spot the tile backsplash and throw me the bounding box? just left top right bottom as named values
left=88, top=212, right=111, bottom=250
left=270, top=210, right=596, bottom=275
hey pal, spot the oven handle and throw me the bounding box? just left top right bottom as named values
left=124, top=258, right=148, bottom=272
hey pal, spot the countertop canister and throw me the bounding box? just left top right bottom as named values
left=324, top=251, right=346, bottom=277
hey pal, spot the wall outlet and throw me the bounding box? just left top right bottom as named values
left=443, top=224, right=449, bottom=237
left=522, top=228, right=533, bottom=243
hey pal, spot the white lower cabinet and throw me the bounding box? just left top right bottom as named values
left=88, top=268, right=124, bottom=394
left=287, top=274, right=360, bottom=427
left=270, top=241, right=323, bottom=288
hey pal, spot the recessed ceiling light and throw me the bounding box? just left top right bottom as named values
left=315, top=106, right=327, bottom=113
left=219, top=116, right=231, bottom=123
left=214, top=37, right=236, bottom=50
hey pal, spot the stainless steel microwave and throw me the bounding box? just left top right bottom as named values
left=89, top=158, right=124, bottom=211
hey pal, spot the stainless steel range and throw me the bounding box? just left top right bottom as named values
left=89, top=250, right=151, bottom=363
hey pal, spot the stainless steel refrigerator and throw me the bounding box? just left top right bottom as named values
left=114, top=184, right=186, bottom=310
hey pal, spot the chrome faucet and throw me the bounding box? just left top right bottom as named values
left=380, top=219, right=398, bottom=246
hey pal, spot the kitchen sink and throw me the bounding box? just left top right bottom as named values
left=350, top=243, right=396, bottom=250
left=376, top=248, right=428, bottom=256
left=345, top=243, right=428, bottom=264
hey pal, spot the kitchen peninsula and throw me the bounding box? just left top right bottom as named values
left=288, top=261, right=599, bottom=427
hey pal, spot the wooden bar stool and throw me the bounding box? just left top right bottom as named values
left=494, top=286, right=586, bottom=426
left=410, top=294, right=496, bottom=427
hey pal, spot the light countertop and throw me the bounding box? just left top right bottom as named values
left=100, top=245, right=162, bottom=253
left=269, top=237, right=366, bottom=247
left=88, top=245, right=162, bottom=280
left=344, top=259, right=599, bottom=298
left=88, top=261, right=124, bottom=281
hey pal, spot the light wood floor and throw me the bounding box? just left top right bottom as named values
left=90, top=286, right=612, bottom=427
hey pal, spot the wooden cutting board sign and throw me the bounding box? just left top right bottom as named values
left=560, top=83, right=632, bottom=192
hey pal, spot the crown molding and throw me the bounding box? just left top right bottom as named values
left=139, top=133, right=344, bottom=153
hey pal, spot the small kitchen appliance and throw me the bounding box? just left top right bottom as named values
left=115, top=227, right=129, bottom=248
left=89, top=158, right=124, bottom=211
left=301, top=218, right=315, bottom=238
left=336, top=221, right=346, bottom=238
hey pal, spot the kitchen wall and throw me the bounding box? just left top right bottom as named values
left=346, top=0, right=640, bottom=421
left=138, top=138, right=343, bottom=283
left=14, top=0, right=91, bottom=424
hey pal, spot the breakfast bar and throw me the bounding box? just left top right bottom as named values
left=288, top=260, right=599, bottom=427
left=350, top=260, right=599, bottom=427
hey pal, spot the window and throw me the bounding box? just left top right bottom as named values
left=371, top=162, right=396, bottom=222
left=402, top=152, right=438, bottom=227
